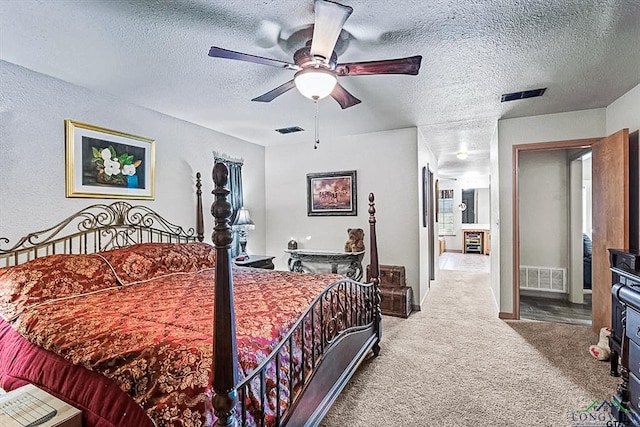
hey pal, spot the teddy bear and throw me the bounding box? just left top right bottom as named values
left=589, top=327, right=611, bottom=361
left=344, top=228, right=365, bottom=253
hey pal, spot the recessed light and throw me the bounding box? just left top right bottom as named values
left=456, top=151, right=468, bottom=160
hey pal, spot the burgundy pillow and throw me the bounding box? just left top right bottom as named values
left=97, top=242, right=216, bottom=284
left=0, top=254, right=119, bottom=321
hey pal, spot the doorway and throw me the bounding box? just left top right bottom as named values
left=517, top=149, right=593, bottom=326
left=511, top=130, right=632, bottom=332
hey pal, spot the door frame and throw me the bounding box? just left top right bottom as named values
left=511, top=138, right=599, bottom=320
left=568, top=154, right=587, bottom=305
left=427, top=165, right=436, bottom=281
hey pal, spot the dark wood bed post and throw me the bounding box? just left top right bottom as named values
left=211, top=163, right=239, bottom=427
left=368, top=193, right=382, bottom=355
left=195, top=172, right=205, bottom=242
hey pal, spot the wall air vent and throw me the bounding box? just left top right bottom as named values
left=519, top=265, right=566, bottom=292
left=275, top=126, right=305, bottom=134
left=501, top=88, right=547, bottom=102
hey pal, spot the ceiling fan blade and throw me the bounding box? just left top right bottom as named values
left=335, top=55, right=422, bottom=76
left=330, top=83, right=361, bottom=109
left=208, top=46, right=299, bottom=70
left=251, top=80, right=297, bottom=103
left=310, top=0, right=353, bottom=61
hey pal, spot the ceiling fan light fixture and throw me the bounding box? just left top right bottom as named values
left=310, top=0, right=353, bottom=61
left=456, top=151, right=469, bottom=160
left=207, top=1, right=421, bottom=110
left=294, top=68, right=337, bottom=100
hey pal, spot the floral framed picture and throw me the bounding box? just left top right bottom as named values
left=65, top=120, right=155, bottom=199
left=306, top=170, right=357, bottom=216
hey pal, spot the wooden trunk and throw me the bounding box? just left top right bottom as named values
left=380, top=286, right=413, bottom=318
left=367, top=264, right=406, bottom=288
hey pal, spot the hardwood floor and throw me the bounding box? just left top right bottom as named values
left=520, top=293, right=592, bottom=326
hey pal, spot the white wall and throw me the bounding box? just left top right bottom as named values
left=518, top=150, right=569, bottom=269
left=477, top=188, right=490, bottom=224
left=0, top=61, right=266, bottom=252
left=265, top=127, right=432, bottom=306
left=606, top=83, right=640, bottom=135
left=497, top=108, right=607, bottom=314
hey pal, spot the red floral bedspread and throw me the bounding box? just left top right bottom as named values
left=0, top=244, right=343, bottom=427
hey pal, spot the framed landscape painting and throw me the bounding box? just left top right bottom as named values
left=307, top=170, right=357, bottom=216
left=65, top=120, right=155, bottom=199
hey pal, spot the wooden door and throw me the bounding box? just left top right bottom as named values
left=592, top=129, right=629, bottom=332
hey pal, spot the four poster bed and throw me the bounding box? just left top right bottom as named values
left=0, top=165, right=382, bottom=426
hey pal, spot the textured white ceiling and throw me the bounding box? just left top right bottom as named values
left=1, top=0, right=639, bottom=178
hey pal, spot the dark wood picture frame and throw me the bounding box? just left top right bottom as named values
left=422, top=166, right=428, bottom=227
left=307, top=170, right=357, bottom=216
left=435, top=178, right=439, bottom=222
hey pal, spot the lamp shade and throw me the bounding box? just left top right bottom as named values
left=294, top=68, right=337, bottom=100
left=232, top=207, right=255, bottom=229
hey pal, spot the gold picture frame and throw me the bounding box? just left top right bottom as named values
left=65, top=120, right=155, bottom=199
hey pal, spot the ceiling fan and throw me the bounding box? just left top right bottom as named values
left=208, top=0, right=422, bottom=109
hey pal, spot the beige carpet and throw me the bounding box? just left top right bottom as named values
left=321, top=269, right=619, bottom=427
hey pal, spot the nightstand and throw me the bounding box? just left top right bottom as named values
left=234, top=255, right=275, bottom=270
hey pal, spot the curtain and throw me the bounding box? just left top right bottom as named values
left=214, top=154, right=244, bottom=258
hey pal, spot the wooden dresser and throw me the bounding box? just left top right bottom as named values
left=609, top=249, right=640, bottom=425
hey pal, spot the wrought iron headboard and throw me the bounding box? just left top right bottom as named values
left=0, top=173, right=205, bottom=267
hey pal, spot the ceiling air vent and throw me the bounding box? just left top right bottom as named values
left=501, top=88, right=547, bottom=103
left=275, top=126, right=305, bottom=134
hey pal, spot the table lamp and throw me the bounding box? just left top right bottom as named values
left=232, top=207, right=255, bottom=259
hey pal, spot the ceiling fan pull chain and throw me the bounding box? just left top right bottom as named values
left=314, top=97, right=320, bottom=149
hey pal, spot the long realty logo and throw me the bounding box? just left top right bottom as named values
left=571, top=400, right=630, bottom=427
